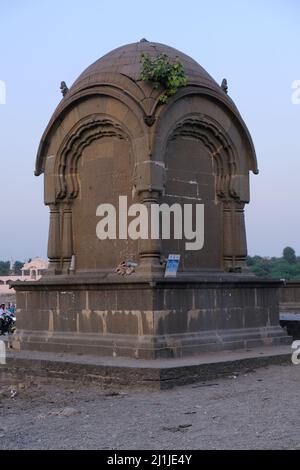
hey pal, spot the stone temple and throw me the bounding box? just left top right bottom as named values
left=13, top=41, right=290, bottom=360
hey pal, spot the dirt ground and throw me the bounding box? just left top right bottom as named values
left=0, top=363, right=299, bottom=450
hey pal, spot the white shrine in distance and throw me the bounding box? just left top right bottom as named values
left=0, top=257, right=48, bottom=298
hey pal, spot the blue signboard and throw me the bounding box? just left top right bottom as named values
left=164, top=254, right=180, bottom=278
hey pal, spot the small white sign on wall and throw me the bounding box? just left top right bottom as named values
left=164, top=254, right=181, bottom=278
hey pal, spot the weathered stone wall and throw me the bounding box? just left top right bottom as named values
left=0, top=293, right=16, bottom=305
left=280, top=281, right=300, bottom=311
left=279, top=281, right=300, bottom=339
left=13, top=277, right=289, bottom=359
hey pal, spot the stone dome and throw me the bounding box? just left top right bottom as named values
left=35, top=40, right=257, bottom=176
left=71, top=41, right=222, bottom=95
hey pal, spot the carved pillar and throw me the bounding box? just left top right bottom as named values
left=223, top=200, right=247, bottom=271
left=223, top=201, right=233, bottom=271
left=47, top=204, right=61, bottom=274
left=233, top=202, right=247, bottom=269
left=134, top=159, right=165, bottom=277
left=61, top=203, right=73, bottom=273
left=137, top=189, right=164, bottom=276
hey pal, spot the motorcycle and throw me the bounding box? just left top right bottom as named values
left=0, top=312, right=16, bottom=335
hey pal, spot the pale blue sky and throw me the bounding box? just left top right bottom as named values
left=0, top=0, right=299, bottom=261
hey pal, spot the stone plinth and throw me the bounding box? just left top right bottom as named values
left=13, top=275, right=290, bottom=359
left=279, top=281, right=300, bottom=339
left=280, top=281, right=300, bottom=313
left=1, top=346, right=292, bottom=390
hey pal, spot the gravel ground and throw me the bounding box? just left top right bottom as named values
left=0, top=363, right=300, bottom=450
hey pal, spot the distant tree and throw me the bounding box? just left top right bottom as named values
left=250, top=257, right=272, bottom=278
left=0, top=261, right=10, bottom=275
left=246, top=256, right=254, bottom=266
left=13, top=261, right=24, bottom=275
left=283, top=246, right=296, bottom=264
left=246, top=248, right=300, bottom=280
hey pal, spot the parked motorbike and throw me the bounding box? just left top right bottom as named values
left=0, top=312, right=16, bottom=335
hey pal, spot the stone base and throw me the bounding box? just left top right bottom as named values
left=1, top=346, right=292, bottom=390
left=12, top=273, right=291, bottom=359
left=279, top=281, right=300, bottom=339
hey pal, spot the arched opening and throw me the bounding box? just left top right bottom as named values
left=69, top=125, right=137, bottom=272
left=161, top=116, right=239, bottom=272
left=30, top=270, right=37, bottom=279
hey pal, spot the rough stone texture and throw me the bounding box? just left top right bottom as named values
left=13, top=276, right=289, bottom=359
left=280, top=281, right=300, bottom=312
left=0, top=346, right=292, bottom=390
left=279, top=281, right=300, bottom=338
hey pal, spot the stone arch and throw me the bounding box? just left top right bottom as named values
left=165, top=114, right=239, bottom=201
left=155, top=112, right=248, bottom=271
left=152, top=86, right=258, bottom=176
left=47, top=114, right=138, bottom=274
left=30, top=270, right=37, bottom=279
left=35, top=82, right=151, bottom=177
left=55, top=115, right=131, bottom=201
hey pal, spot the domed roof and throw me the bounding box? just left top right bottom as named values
left=35, top=40, right=258, bottom=176
left=71, top=41, right=221, bottom=94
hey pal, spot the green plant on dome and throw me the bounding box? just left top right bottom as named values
left=139, top=53, right=188, bottom=104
